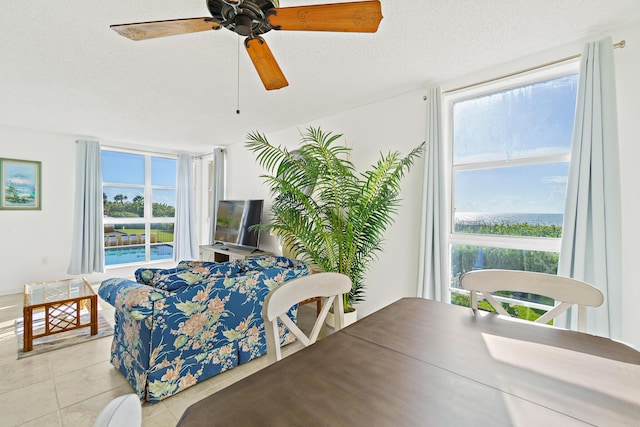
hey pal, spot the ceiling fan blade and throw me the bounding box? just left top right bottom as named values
left=111, top=18, right=221, bottom=41
left=244, top=36, right=288, bottom=91
left=268, top=1, right=382, bottom=33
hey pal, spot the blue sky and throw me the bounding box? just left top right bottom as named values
left=455, top=162, right=569, bottom=214
left=102, top=151, right=176, bottom=206
left=453, top=74, right=578, bottom=214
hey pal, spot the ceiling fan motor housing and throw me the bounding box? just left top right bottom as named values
left=207, top=0, right=279, bottom=36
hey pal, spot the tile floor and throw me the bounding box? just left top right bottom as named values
left=0, top=288, right=317, bottom=426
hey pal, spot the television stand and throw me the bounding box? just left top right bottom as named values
left=199, top=245, right=271, bottom=263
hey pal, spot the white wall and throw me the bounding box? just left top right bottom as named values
left=0, top=127, right=76, bottom=294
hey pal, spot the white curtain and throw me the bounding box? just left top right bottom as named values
left=558, top=36, right=622, bottom=339
left=174, top=154, right=198, bottom=261
left=209, top=148, right=226, bottom=244
left=417, top=87, right=449, bottom=301
left=68, top=140, right=104, bottom=274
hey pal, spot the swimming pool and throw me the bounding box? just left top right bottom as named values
left=105, top=244, right=174, bottom=266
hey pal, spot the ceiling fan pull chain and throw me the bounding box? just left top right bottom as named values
left=236, top=35, right=241, bottom=114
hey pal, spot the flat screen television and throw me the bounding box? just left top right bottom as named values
left=214, top=199, right=264, bottom=249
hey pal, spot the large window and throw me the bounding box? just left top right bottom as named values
left=445, top=64, right=579, bottom=320
left=102, top=150, right=177, bottom=266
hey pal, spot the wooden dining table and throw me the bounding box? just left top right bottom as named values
left=177, top=297, right=640, bottom=426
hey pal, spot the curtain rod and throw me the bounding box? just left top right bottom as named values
left=194, top=147, right=225, bottom=160
left=443, top=39, right=626, bottom=95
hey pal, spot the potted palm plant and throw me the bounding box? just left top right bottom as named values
left=246, top=127, right=424, bottom=320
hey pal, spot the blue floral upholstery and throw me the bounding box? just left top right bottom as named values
left=99, top=256, right=309, bottom=402
left=134, top=260, right=244, bottom=291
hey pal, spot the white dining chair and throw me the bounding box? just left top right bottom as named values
left=262, top=272, right=352, bottom=364
left=92, top=393, right=141, bottom=427
left=460, top=269, right=604, bottom=332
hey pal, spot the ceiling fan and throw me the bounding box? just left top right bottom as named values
left=110, top=0, right=383, bottom=90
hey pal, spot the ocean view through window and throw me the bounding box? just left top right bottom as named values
left=445, top=63, right=579, bottom=321
left=102, top=149, right=177, bottom=266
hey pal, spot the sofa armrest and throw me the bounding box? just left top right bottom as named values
left=99, top=278, right=168, bottom=321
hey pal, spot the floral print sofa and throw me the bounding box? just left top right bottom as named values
left=98, top=255, right=309, bottom=401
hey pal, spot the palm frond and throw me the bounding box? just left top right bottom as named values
left=245, top=128, right=424, bottom=309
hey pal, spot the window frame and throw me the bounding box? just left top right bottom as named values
left=102, top=147, right=177, bottom=268
left=443, top=60, right=580, bottom=295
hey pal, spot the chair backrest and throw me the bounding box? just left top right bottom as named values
left=93, top=394, right=141, bottom=427
left=261, top=272, right=352, bottom=363
left=460, top=269, right=604, bottom=332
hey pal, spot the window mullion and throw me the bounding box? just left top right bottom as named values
left=453, top=152, right=571, bottom=171
left=449, top=233, right=562, bottom=252
left=145, top=155, right=152, bottom=220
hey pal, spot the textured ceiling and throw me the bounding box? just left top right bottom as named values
left=1, top=0, right=640, bottom=152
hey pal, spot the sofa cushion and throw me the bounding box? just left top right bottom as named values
left=135, top=267, right=181, bottom=286
left=238, top=255, right=303, bottom=273
left=135, top=260, right=244, bottom=291
left=176, top=260, right=244, bottom=277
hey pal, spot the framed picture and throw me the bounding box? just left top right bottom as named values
left=0, top=158, right=42, bottom=210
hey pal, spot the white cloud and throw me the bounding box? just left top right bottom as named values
left=541, top=175, right=567, bottom=185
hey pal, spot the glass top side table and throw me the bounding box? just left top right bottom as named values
left=22, top=277, right=98, bottom=352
